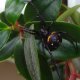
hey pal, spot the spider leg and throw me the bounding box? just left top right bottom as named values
left=23, top=27, right=38, bottom=35
left=30, top=1, right=47, bottom=29
left=38, top=39, right=46, bottom=56
left=75, top=42, right=78, bottom=53
left=45, top=44, right=62, bottom=80
left=41, top=39, right=46, bottom=56
left=23, top=28, right=39, bottom=35
left=58, top=31, right=78, bottom=53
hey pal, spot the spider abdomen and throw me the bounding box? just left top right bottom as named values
left=47, top=32, right=62, bottom=51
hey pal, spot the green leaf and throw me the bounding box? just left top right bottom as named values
left=53, top=22, right=80, bottom=42
left=7, top=30, right=18, bottom=41
left=0, top=30, right=11, bottom=49
left=24, top=0, right=62, bottom=22
left=52, top=65, right=64, bottom=80
left=14, top=39, right=32, bottom=80
left=25, top=21, right=80, bottom=42
left=43, top=39, right=80, bottom=60
left=0, top=21, right=10, bottom=31
left=0, top=37, right=20, bottom=61
left=18, top=14, right=25, bottom=25
left=71, top=11, right=80, bottom=25
left=56, top=5, right=80, bottom=22
left=0, top=12, right=11, bottom=26
left=24, top=34, right=41, bottom=80
left=36, top=32, right=80, bottom=62
left=5, top=0, right=25, bottom=24
left=38, top=54, right=53, bottom=80
left=58, top=4, right=80, bottom=25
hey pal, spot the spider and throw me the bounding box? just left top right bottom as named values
left=23, top=0, right=78, bottom=80
left=23, top=0, right=78, bottom=56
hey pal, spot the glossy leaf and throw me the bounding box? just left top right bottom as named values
left=5, top=0, right=25, bottom=24
left=0, top=21, right=10, bottom=31
left=58, top=4, right=80, bottom=25
left=0, top=37, right=19, bottom=61
left=38, top=54, right=53, bottom=80
left=18, top=14, right=25, bottom=25
left=24, top=34, right=41, bottom=80
left=0, top=12, right=11, bottom=26
left=14, top=39, right=32, bottom=80
left=7, top=30, right=18, bottom=42
left=56, top=5, right=80, bottom=22
left=53, top=22, right=80, bottom=42
left=42, top=39, right=80, bottom=61
left=0, top=30, right=10, bottom=49
left=24, top=0, right=62, bottom=22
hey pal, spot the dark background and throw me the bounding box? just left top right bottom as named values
left=62, top=0, right=67, bottom=5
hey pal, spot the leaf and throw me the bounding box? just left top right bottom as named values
left=38, top=54, right=53, bottom=80
left=25, top=21, right=80, bottom=42
left=56, top=5, right=80, bottom=22
left=58, top=4, right=80, bottom=25
left=24, top=0, right=62, bottom=22
left=24, top=34, right=41, bottom=80
left=71, top=11, right=80, bottom=25
left=18, top=14, right=25, bottom=25
left=43, top=39, right=80, bottom=61
left=7, top=30, right=18, bottom=41
left=53, top=22, right=80, bottom=42
left=0, top=21, right=10, bottom=31
left=53, top=65, right=64, bottom=80
left=5, top=0, right=25, bottom=24
left=0, top=12, right=11, bottom=26
left=0, top=30, right=11, bottom=49
left=0, top=37, right=20, bottom=61
left=14, top=39, right=32, bottom=80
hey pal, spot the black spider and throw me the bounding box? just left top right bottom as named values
left=23, top=0, right=78, bottom=80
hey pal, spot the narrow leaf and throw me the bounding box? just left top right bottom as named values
left=53, top=22, right=80, bottom=42
left=0, top=30, right=10, bottom=49
left=18, top=14, right=25, bottom=25
left=0, top=21, right=10, bottom=31
left=71, top=11, right=80, bottom=25
left=14, top=39, right=32, bottom=80
left=59, top=5, right=80, bottom=25
left=44, top=39, right=80, bottom=60
left=25, top=21, right=80, bottom=42
left=38, top=54, right=53, bottom=80
left=24, top=34, right=41, bottom=80
left=56, top=5, right=80, bottom=22
left=0, top=37, right=19, bottom=61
